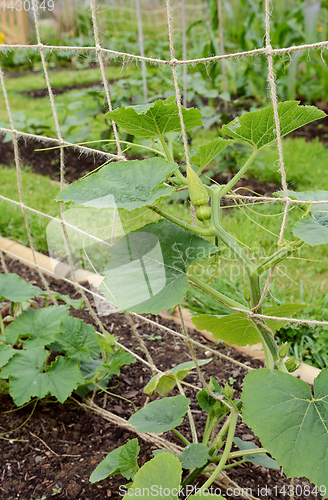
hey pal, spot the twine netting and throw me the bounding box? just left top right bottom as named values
left=0, top=0, right=328, bottom=496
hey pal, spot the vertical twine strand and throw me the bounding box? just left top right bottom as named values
left=264, top=0, right=289, bottom=245
left=0, top=247, right=9, bottom=273
left=181, top=0, right=188, bottom=108
left=166, top=0, right=191, bottom=167
left=136, top=0, right=148, bottom=103
left=90, top=0, right=123, bottom=157
left=125, top=312, right=157, bottom=375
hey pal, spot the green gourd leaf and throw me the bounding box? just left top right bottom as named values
left=222, top=101, right=326, bottom=150
left=56, top=158, right=177, bottom=211
left=4, top=306, right=69, bottom=346
left=242, top=368, right=328, bottom=495
left=192, top=312, right=261, bottom=346
left=117, top=438, right=140, bottom=480
left=122, top=453, right=182, bottom=500
left=1, top=348, right=84, bottom=405
left=0, top=344, right=16, bottom=369
left=144, top=359, right=212, bottom=396
left=107, top=96, right=202, bottom=138
left=190, top=138, right=233, bottom=170
left=129, top=395, right=190, bottom=433
left=0, top=273, right=43, bottom=302
left=55, top=316, right=99, bottom=361
left=263, top=303, right=306, bottom=332
left=233, top=437, right=279, bottom=470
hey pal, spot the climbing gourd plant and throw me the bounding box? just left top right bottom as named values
left=56, top=97, right=328, bottom=497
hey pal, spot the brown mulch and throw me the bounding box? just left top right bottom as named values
left=0, top=255, right=323, bottom=500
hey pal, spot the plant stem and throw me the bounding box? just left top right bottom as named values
left=212, top=184, right=279, bottom=369
left=202, top=413, right=212, bottom=445
left=213, top=225, right=255, bottom=274
left=247, top=275, right=278, bottom=369
left=209, top=447, right=269, bottom=462
left=188, top=274, right=248, bottom=311
left=205, top=459, right=246, bottom=472
left=158, top=133, right=174, bottom=162
left=210, top=191, right=255, bottom=273
left=209, top=413, right=231, bottom=456
left=176, top=378, right=198, bottom=443
left=275, top=358, right=289, bottom=373
left=175, top=168, right=188, bottom=185
left=198, top=408, right=238, bottom=493
left=0, top=314, right=5, bottom=336
left=218, top=148, right=258, bottom=197
left=181, top=463, right=209, bottom=489
left=172, top=428, right=190, bottom=446
left=158, top=133, right=188, bottom=185
left=256, top=240, right=303, bottom=275
left=169, top=132, right=174, bottom=160
left=148, top=205, right=212, bottom=236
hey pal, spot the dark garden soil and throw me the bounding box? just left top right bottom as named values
left=20, top=81, right=103, bottom=99
left=0, top=136, right=106, bottom=184
left=0, top=255, right=323, bottom=500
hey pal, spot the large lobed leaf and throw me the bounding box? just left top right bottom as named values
left=242, top=368, right=328, bottom=495
left=90, top=438, right=140, bottom=483
left=129, top=395, right=190, bottom=433
left=0, top=273, right=43, bottom=302
left=0, top=344, right=16, bottom=369
left=56, top=158, right=177, bottom=211
left=0, top=348, right=84, bottom=405
left=99, top=219, right=218, bottom=314
left=4, top=305, right=69, bottom=346
left=190, top=138, right=233, bottom=170
left=192, top=312, right=261, bottom=346
left=122, top=453, right=182, bottom=500
left=55, top=315, right=99, bottom=361
left=107, top=96, right=202, bottom=139
left=222, top=101, right=325, bottom=150
left=144, top=359, right=211, bottom=396
left=192, top=303, right=306, bottom=346
left=286, top=190, right=328, bottom=246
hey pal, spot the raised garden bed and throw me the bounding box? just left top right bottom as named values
left=0, top=254, right=323, bottom=500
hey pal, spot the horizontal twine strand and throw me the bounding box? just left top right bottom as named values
left=0, top=39, right=328, bottom=65
left=0, top=127, right=124, bottom=160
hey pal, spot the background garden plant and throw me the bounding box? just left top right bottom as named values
left=0, top=273, right=136, bottom=406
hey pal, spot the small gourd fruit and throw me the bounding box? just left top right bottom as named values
left=187, top=165, right=209, bottom=207
left=196, top=206, right=211, bottom=221
left=285, top=356, right=300, bottom=373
